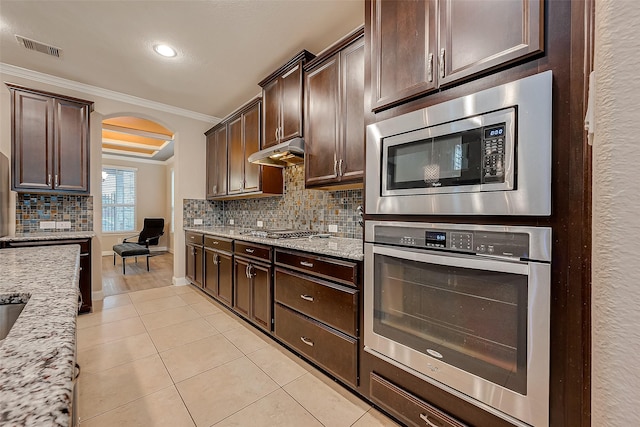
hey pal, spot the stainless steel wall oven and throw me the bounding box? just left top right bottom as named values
left=366, top=71, right=552, bottom=216
left=364, top=221, right=551, bottom=427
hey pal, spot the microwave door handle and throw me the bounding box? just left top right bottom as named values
left=369, top=244, right=530, bottom=276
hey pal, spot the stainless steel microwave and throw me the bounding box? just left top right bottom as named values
left=366, top=71, right=552, bottom=216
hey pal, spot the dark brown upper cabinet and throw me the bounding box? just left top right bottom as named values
left=370, top=0, right=543, bottom=112
left=8, top=83, right=93, bottom=194
left=205, top=123, right=228, bottom=198
left=304, top=28, right=365, bottom=189
left=259, top=50, right=315, bottom=148
left=206, top=98, right=283, bottom=200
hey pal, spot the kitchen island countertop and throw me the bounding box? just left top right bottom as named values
left=0, top=245, right=80, bottom=426
left=184, top=227, right=364, bottom=261
left=0, top=231, right=96, bottom=242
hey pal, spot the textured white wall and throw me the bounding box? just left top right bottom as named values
left=593, top=1, right=640, bottom=425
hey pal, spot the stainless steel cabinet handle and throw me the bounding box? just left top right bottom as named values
left=213, top=254, right=219, bottom=265
left=300, top=294, right=314, bottom=302
left=427, top=52, right=434, bottom=82
left=419, top=413, right=439, bottom=427
left=338, top=159, right=343, bottom=176
left=247, top=264, right=255, bottom=278
left=300, top=336, right=314, bottom=347
left=275, top=128, right=279, bottom=141
left=300, top=261, right=313, bottom=268
left=334, top=159, right=338, bottom=176
left=245, top=264, right=250, bottom=279
left=245, top=248, right=254, bottom=254
left=439, top=48, right=445, bottom=79
left=47, top=174, right=52, bottom=186
left=55, top=174, right=59, bottom=187
left=212, top=241, right=219, bottom=245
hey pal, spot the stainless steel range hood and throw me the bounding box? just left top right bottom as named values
left=247, top=137, right=304, bottom=167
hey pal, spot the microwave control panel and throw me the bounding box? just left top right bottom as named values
left=482, top=123, right=506, bottom=183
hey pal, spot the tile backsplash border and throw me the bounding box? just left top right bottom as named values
left=15, top=193, right=94, bottom=234
left=183, top=165, right=363, bottom=239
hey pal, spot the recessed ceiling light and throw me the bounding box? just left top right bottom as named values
left=153, top=44, right=177, bottom=58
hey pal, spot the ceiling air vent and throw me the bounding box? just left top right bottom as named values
left=15, top=35, right=62, bottom=58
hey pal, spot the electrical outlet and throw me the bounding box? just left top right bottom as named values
left=56, top=221, right=71, bottom=229
left=257, top=220, right=264, bottom=228
left=229, top=219, right=234, bottom=225
left=328, top=224, right=338, bottom=233
left=194, top=219, right=203, bottom=225
left=39, top=221, right=56, bottom=230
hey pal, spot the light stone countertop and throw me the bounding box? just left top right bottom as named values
left=184, top=227, right=364, bottom=261
left=0, top=231, right=96, bottom=242
left=0, top=245, right=80, bottom=426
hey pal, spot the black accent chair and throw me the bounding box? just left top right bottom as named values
left=112, top=218, right=165, bottom=274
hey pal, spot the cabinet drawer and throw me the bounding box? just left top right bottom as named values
left=275, top=304, right=357, bottom=386
left=186, top=232, right=203, bottom=246
left=370, top=373, right=467, bottom=427
left=274, top=268, right=358, bottom=336
left=235, top=241, right=271, bottom=262
left=275, top=249, right=358, bottom=287
left=204, top=235, right=232, bottom=252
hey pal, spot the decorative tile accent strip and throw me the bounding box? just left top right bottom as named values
left=184, top=165, right=363, bottom=239
left=15, top=194, right=94, bottom=233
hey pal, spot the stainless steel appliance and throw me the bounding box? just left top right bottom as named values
left=0, top=152, right=9, bottom=237
left=366, top=71, right=552, bottom=216
left=364, top=221, right=551, bottom=427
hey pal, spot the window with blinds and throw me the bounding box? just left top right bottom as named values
left=102, top=167, right=136, bottom=232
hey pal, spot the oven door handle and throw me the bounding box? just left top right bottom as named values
left=368, top=243, right=530, bottom=275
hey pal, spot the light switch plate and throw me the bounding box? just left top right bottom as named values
left=56, top=221, right=71, bottom=229
left=194, top=219, right=203, bottom=225
left=328, top=224, right=338, bottom=233
left=257, top=220, right=264, bottom=227
left=39, top=221, right=56, bottom=230
left=229, top=219, right=234, bottom=225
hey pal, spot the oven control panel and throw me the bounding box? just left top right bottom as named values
left=377, top=226, right=530, bottom=259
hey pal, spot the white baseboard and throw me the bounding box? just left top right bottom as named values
left=92, top=290, right=105, bottom=301
left=173, top=277, right=189, bottom=286
left=102, top=246, right=168, bottom=257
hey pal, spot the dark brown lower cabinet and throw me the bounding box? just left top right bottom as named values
left=203, top=236, right=233, bottom=307
left=275, top=304, right=357, bottom=386
left=233, top=256, right=272, bottom=332
left=185, top=232, right=204, bottom=288
left=2, top=238, right=92, bottom=313
left=370, top=373, right=467, bottom=427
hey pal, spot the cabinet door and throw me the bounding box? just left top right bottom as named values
left=305, top=57, right=340, bottom=187
left=214, top=126, right=228, bottom=196
left=79, top=251, right=92, bottom=313
left=250, top=262, right=272, bottom=332
left=194, top=246, right=204, bottom=288
left=54, top=99, right=89, bottom=192
left=206, top=132, right=216, bottom=198
left=339, top=38, right=365, bottom=183
left=227, top=116, right=244, bottom=194
left=243, top=103, right=261, bottom=193
left=371, top=0, right=437, bottom=112
left=262, top=79, right=280, bottom=148
left=204, top=248, right=219, bottom=297
left=280, top=63, right=304, bottom=142
left=439, top=0, right=543, bottom=85
left=185, top=245, right=196, bottom=284
left=233, top=258, right=251, bottom=318
left=11, top=90, right=53, bottom=191
left=218, top=252, right=234, bottom=307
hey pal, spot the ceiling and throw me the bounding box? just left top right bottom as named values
left=102, top=116, right=175, bottom=161
left=0, top=0, right=364, bottom=120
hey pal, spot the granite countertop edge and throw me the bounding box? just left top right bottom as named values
left=184, top=227, right=364, bottom=261
left=0, top=245, right=81, bottom=426
left=0, top=231, right=96, bottom=242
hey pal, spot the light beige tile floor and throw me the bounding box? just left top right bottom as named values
left=78, top=285, right=401, bottom=427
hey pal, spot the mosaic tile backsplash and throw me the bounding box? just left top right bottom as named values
left=184, top=165, right=363, bottom=239
left=16, top=194, right=94, bottom=234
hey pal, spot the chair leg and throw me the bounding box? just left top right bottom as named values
left=135, top=256, right=138, bottom=263
left=122, top=258, right=126, bottom=275
left=113, top=253, right=116, bottom=265
left=146, top=256, right=150, bottom=271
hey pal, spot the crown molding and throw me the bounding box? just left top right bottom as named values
left=0, top=62, right=219, bottom=124
left=102, top=153, right=171, bottom=165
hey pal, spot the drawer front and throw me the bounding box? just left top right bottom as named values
left=275, top=250, right=358, bottom=287
left=204, top=235, right=232, bottom=252
left=235, top=241, right=271, bottom=262
left=275, top=268, right=358, bottom=336
left=275, top=304, right=357, bottom=386
left=370, top=373, right=467, bottom=427
left=186, top=231, right=204, bottom=245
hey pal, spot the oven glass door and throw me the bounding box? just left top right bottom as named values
left=370, top=245, right=529, bottom=394
left=381, top=108, right=515, bottom=196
